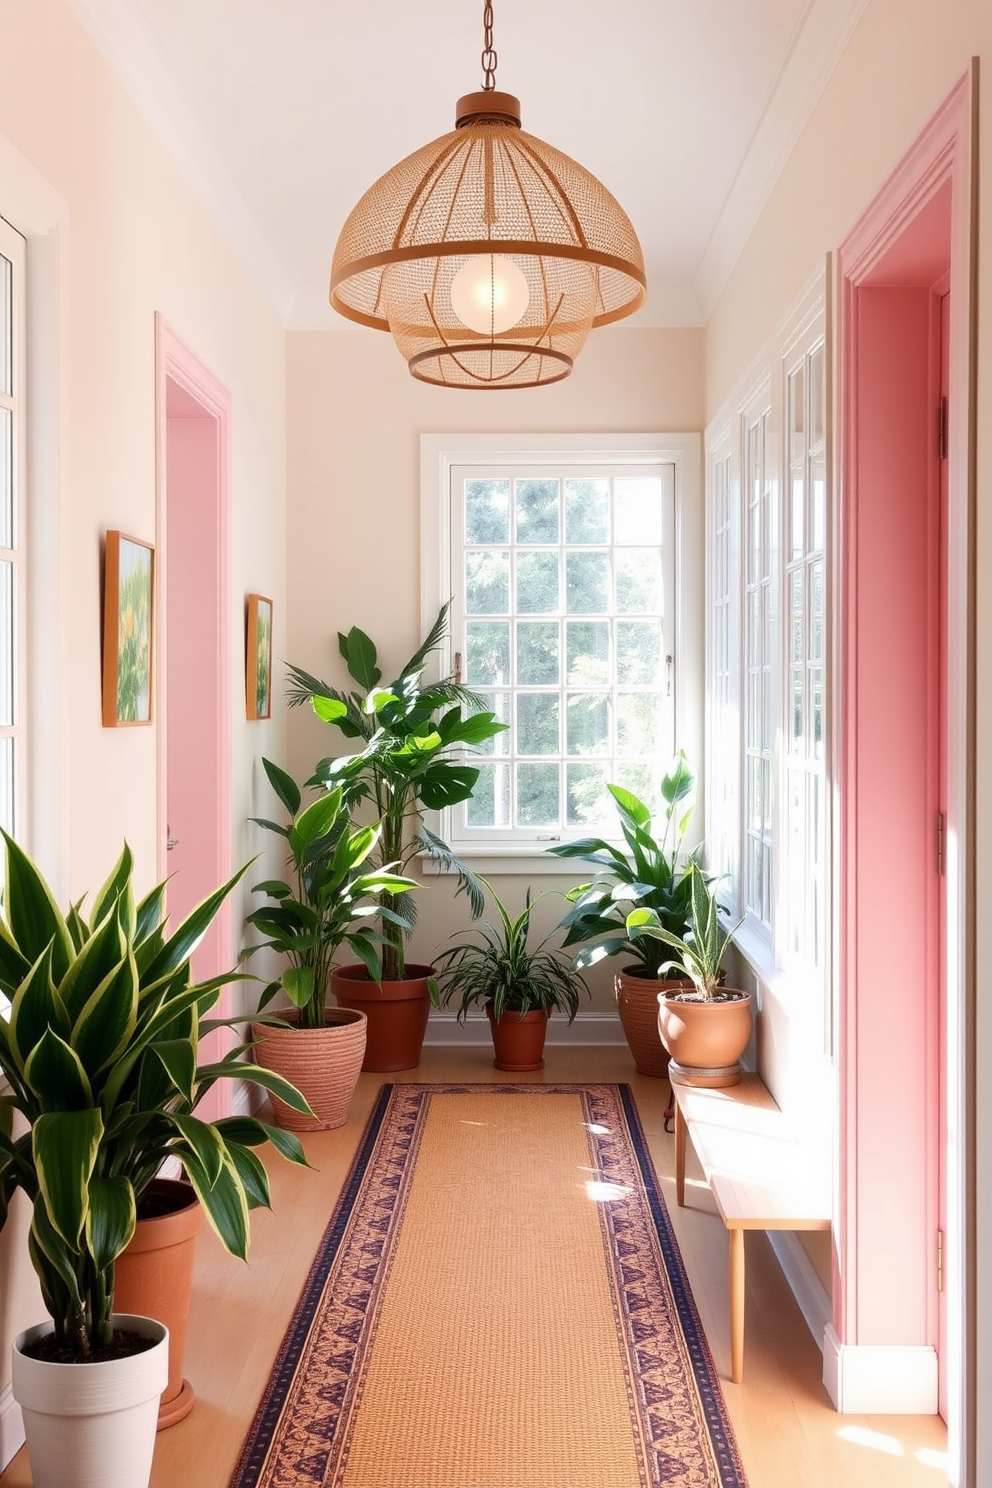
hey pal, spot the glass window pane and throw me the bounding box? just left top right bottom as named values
left=791, top=476, right=805, bottom=561
left=467, top=762, right=511, bottom=828
left=516, top=621, right=559, bottom=685
left=0, top=253, right=9, bottom=397
left=617, top=693, right=662, bottom=755
left=516, top=550, right=559, bottom=614
left=812, top=559, right=824, bottom=616
left=565, top=620, right=609, bottom=686
left=566, top=763, right=610, bottom=826
left=476, top=692, right=511, bottom=754
left=564, top=479, right=609, bottom=543
left=792, top=668, right=803, bottom=743
left=614, top=477, right=663, bottom=544
left=516, top=762, right=559, bottom=827
left=810, top=345, right=825, bottom=446
left=611, top=761, right=658, bottom=814
left=515, top=478, right=559, bottom=544
left=616, top=620, right=662, bottom=684
left=465, top=550, right=509, bottom=614
left=566, top=693, right=609, bottom=756
left=466, top=621, right=510, bottom=685
left=516, top=692, right=559, bottom=755
left=615, top=550, right=662, bottom=614
left=0, top=407, right=10, bottom=550
left=0, top=737, right=12, bottom=837
left=465, top=479, right=510, bottom=545
left=0, top=560, right=12, bottom=727
left=565, top=551, right=609, bottom=613
left=811, top=458, right=826, bottom=553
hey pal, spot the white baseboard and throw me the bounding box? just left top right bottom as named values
left=424, top=1011, right=626, bottom=1047
left=822, top=1325, right=939, bottom=1414
left=0, top=1382, right=24, bottom=1472
left=768, top=1231, right=831, bottom=1351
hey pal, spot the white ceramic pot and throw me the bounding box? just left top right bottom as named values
left=12, top=1313, right=168, bottom=1488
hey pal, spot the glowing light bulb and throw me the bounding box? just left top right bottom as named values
left=450, top=255, right=530, bottom=335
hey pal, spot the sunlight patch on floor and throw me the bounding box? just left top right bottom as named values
left=837, top=1425, right=947, bottom=1471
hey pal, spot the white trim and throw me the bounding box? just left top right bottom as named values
left=822, top=1326, right=939, bottom=1415
left=230, top=1079, right=258, bottom=1118
left=424, top=1011, right=626, bottom=1048
left=768, top=1231, right=831, bottom=1351
left=0, top=1381, right=24, bottom=1473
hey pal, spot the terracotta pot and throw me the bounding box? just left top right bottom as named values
left=657, top=988, right=753, bottom=1087
left=12, top=1313, right=168, bottom=1488
left=251, top=1007, right=367, bottom=1129
left=486, top=1005, right=549, bottom=1072
left=114, top=1178, right=204, bottom=1430
left=331, top=964, right=433, bottom=1072
left=614, top=965, right=690, bottom=1077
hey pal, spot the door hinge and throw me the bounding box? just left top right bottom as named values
left=937, top=1228, right=944, bottom=1293
left=938, top=396, right=948, bottom=460
left=937, top=811, right=945, bottom=876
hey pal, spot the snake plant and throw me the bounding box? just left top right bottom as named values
left=0, top=831, right=312, bottom=1360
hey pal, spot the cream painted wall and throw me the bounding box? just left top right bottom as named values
left=285, top=325, right=705, bottom=1014
left=704, top=0, right=992, bottom=1465
left=0, top=0, right=288, bottom=1417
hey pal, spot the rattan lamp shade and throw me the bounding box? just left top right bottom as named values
left=330, top=91, right=646, bottom=389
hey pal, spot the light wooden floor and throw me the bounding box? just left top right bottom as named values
left=0, top=1047, right=948, bottom=1488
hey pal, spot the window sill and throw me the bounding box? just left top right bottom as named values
left=420, top=845, right=591, bottom=877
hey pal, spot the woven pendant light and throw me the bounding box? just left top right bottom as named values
left=329, top=2, right=647, bottom=390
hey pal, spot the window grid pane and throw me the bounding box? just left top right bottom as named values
left=456, top=467, right=674, bottom=836
left=744, top=409, right=774, bottom=929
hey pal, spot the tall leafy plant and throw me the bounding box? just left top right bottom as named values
left=0, top=833, right=311, bottom=1360
left=549, top=751, right=698, bottom=977
left=245, top=758, right=419, bottom=1027
left=285, top=603, right=507, bottom=980
left=626, top=863, right=744, bottom=999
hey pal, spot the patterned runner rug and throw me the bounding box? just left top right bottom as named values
left=230, top=1083, right=748, bottom=1488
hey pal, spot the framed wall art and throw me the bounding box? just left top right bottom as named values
left=102, top=530, right=155, bottom=727
left=246, top=593, right=273, bottom=720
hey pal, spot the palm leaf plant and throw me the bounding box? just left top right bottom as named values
left=285, top=602, right=508, bottom=981
left=548, top=751, right=698, bottom=976
left=244, top=757, right=420, bottom=1027
left=431, top=879, right=585, bottom=1024
left=626, top=863, right=744, bottom=999
left=0, top=830, right=312, bottom=1361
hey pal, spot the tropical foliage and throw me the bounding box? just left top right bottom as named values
left=285, top=603, right=507, bottom=980
left=626, top=863, right=743, bottom=999
left=431, top=879, right=585, bottom=1024
left=0, top=832, right=311, bottom=1359
left=549, top=751, right=698, bottom=976
left=245, top=758, right=419, bottom=1028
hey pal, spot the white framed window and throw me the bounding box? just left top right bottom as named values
left=0, top=215, right=25, bottom=848
left=704, top=269, right=827, bottom=993
left=705, top=434, right=739, bottom=912
left=781, top=336, right=827, bottom=982
left=422, top=433, right=702, bottom=863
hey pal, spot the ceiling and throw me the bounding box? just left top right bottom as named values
left=66, top=0, right=869, bottom=330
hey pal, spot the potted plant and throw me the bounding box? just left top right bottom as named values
left=285, top=602, right=507, bottom=1071
left=0, top=831, right=312, bottom=1488
left=244, top=757, right=420, bottom=1127
left=431, top=880, right=586, bottom=1072
left=548, top=752, right=698, bottom=1076
left=626, top=863, right=751, bottom=1087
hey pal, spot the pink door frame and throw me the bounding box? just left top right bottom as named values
left=155, top=315, right=234, bottom=1124
left=831, top=68, right=975, bottom=1456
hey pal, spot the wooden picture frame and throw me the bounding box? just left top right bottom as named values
left=102, top=530, right=155, bottom=727
left=246, top=593, right=273, bottom=720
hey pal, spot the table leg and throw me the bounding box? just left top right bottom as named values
left=674, top=1098, right=686, bottom=1208
left=729, top=1226, right=745, bottom=1383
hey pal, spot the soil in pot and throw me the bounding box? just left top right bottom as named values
left=251, top=1006, right=367, bottom=1130
left=114, top=1176, right=204, bottom=1429
left=657, top=988, right=753, bottom=1087
left=331, top=964, right=433, bottom=1072
left=486, top=1005, right=549, bottom=1072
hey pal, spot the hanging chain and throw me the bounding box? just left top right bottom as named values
left=481, top=0, right=497, bottom=91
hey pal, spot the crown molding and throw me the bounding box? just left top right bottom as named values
left=64, top=0, right=297, bottom=323
left=693, top=0, right=872, bottom=321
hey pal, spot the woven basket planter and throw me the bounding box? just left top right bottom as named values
left=614, top=966, right=675, bottom=1077
left=251, top=1008, right=367, bottom=1131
